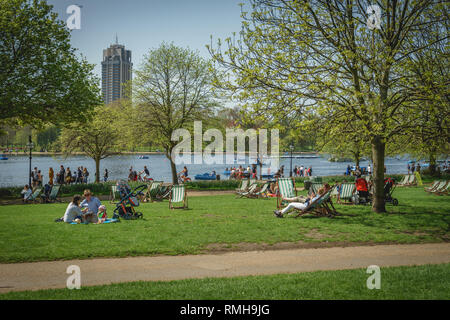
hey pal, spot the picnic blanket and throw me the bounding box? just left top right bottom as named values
left=70, top=218, right=119, bottom=225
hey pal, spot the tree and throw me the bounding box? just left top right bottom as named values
left=209, top=0, right=448, bottom=212
left=0, top=0, right=101, bottom=127
left=60, top=105, right=119, bottom=183
left=130, top=43, right=222, bottom=184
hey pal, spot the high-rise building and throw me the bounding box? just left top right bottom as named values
left=101, top=37, right=132, bottom=104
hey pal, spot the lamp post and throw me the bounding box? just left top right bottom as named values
left=26, top=136, right=34, bottom=187
left=289, top=144, right=294, bottom=177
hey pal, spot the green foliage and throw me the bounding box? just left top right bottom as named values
left=0, top=0, right=101, bottom=127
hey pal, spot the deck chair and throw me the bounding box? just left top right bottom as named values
left=237, top=182, right=258, bottom=198
left=424, top=180, right=440, bottom=193
left=169, top=184, right=188, bottom=209
left=294, top=187, right=337, bottom=218
left=25, top=188, right=42, bottom=203
left=247, top=182, right=270, bottom=199
left=426, top=180, right=446, bottom=193
left=109, top=185, right=120, bottom=203
left=432, top=181, right=450, bottom=195
left=47, top=185, right=61, bottom=203
left=397, top=175, right=410, bottom=186
left=235, top=179, right=249, bottom=194
left=145, top=181, right=163, bottom=202
left=308, top=182, right=323, bottom=195
left=337, top=183, right=355, bottom=204
left=159, top=184, right=173, bottom=200
left=276, top=177, right=297, bottom=209
left=405, top=174, right=417, bottom=186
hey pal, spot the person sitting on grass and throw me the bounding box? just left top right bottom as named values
left=80, top=189, right=101, bottom=224
left=21, top=185, right=32, bottom=202
left=60, top=195, right=86, bottom=223
left=273, top=184, right=330, bottom=218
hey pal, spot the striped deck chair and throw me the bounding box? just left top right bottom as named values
left=425, top=180, right=446, bottom=193
left=397, top=175, right=410, bottom=186
left=432, top=181, right=450, bottom=195
left=47, top=185, right=61, bottom=203
left=405, top=174, right=417, bottom=186
left=276, top=177, right=297, bottom=209
left=25, top=188, right=42, bottom=203
left=294, top=187, right=337, bottom=218
left=235, top=179, right=249, bottom=194
left=424, top=180, right=440, bottom=193
left=146, top=181, right=163, bottom=202
left=237, top=182, right=258, bottom=198
left=247, top=182, right=270, bottom=199
left=337, top=183, right=355, bottom=204
left=308, top=183, right=323, bottom=195
left=169, top=184, right=188, bottom=209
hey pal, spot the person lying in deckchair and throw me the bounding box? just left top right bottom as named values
left=274, top=184, right=330, bottom=218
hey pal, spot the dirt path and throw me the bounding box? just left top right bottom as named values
left=0, top=243, right=449, bottom=293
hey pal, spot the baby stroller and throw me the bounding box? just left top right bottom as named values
left=384, top=177, right=398, bottom=206
left=113, top=180, right=147, bottom=220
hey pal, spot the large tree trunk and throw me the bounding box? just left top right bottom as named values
left=371, top=136, right=386, bottom=213
left=95, top=156, right=100, bottom=184
left=429, top=153, right=437, bottom=176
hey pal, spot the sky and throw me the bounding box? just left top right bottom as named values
left=47, top=0, right=245, bottom=78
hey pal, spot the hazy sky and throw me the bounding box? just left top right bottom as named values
left=47, top=0, right=245, bottom=77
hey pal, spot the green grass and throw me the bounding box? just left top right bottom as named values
left=0, top=186, right=449, bottom=263
left=1, top=263, right=449, bottom=300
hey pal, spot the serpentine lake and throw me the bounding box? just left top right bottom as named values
left=0, top=153, right=410, bottom=187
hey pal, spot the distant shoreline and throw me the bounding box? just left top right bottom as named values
left=1, top=151, right=320, bottom=156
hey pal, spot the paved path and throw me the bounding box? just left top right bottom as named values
left=1, top=243, right=449, bottom=293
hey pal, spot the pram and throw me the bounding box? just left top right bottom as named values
left=384, top=177, right=398, bottom=206
left=112, top=181, right=147, bottom=220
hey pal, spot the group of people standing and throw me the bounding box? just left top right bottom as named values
left=54, top=165, right=90, bottom=185
left=227, top=165, right=258, bottom=180
left=407, top=162, right=421, bottom=174
left=292, top=165, right=313, bottom=177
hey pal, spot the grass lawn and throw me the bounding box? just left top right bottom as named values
left=1, top=263, right=449, bottom=300
left=0, top=186, right=449, bottom=263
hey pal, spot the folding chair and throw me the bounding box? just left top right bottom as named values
left=235, top=179, right=249, bottom=194
left=169, top=184, right=188, bottom=209
left=237, top=182, right=258, bottom=198
left=276, top=177, right=297, bottom=209
left=25, top=188, right=42, bottom=204
left=146, top=181, right=163, bottom=202
left=337, top=183, right=355, bottom=204
left=432, top=181, right=450, bottom=195
left=246, top=182, right=270, bottom=199
left=47, top=185, right=61, bottom=203
left=424, top=180, right=440, bottom=193
left=294, top=187, right=337, bottom=218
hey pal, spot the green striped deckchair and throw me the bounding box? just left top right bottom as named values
left=432, top=181, right=449, bottom=195
left=235, top=179, right=249, bottom=194
left=424, top=180, right=440, bottom=192
left=146, top=181, right=163, bottom=202
left=397, top=175, right=410, bottom=186
left=426, top=180, right=446, bottom=193
left=237, top=182, right=258, bottom=198
left=295, top=186, right=337, bottom=218
left=309, top=183, right=323, bottom=195
left=276, top=177, right=297, bottom=209
left=338, top=183, right=355, bottom=204
left=25, top=188, right=42, bottom=203
left=47, top=184, right=61, bottom=203
left=407, top=174, right=417, bottom=186
left=169, top=184, right=187, bottom=209
left=247, top=182, right=270, bottom=199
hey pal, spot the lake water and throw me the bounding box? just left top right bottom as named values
left=0, top=153, right=412, bottom=187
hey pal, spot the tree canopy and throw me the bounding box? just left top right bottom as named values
left=0, top=0, right=101, bottom=128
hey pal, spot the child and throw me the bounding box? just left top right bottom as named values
left=97, top=205, right=107, bottom=223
